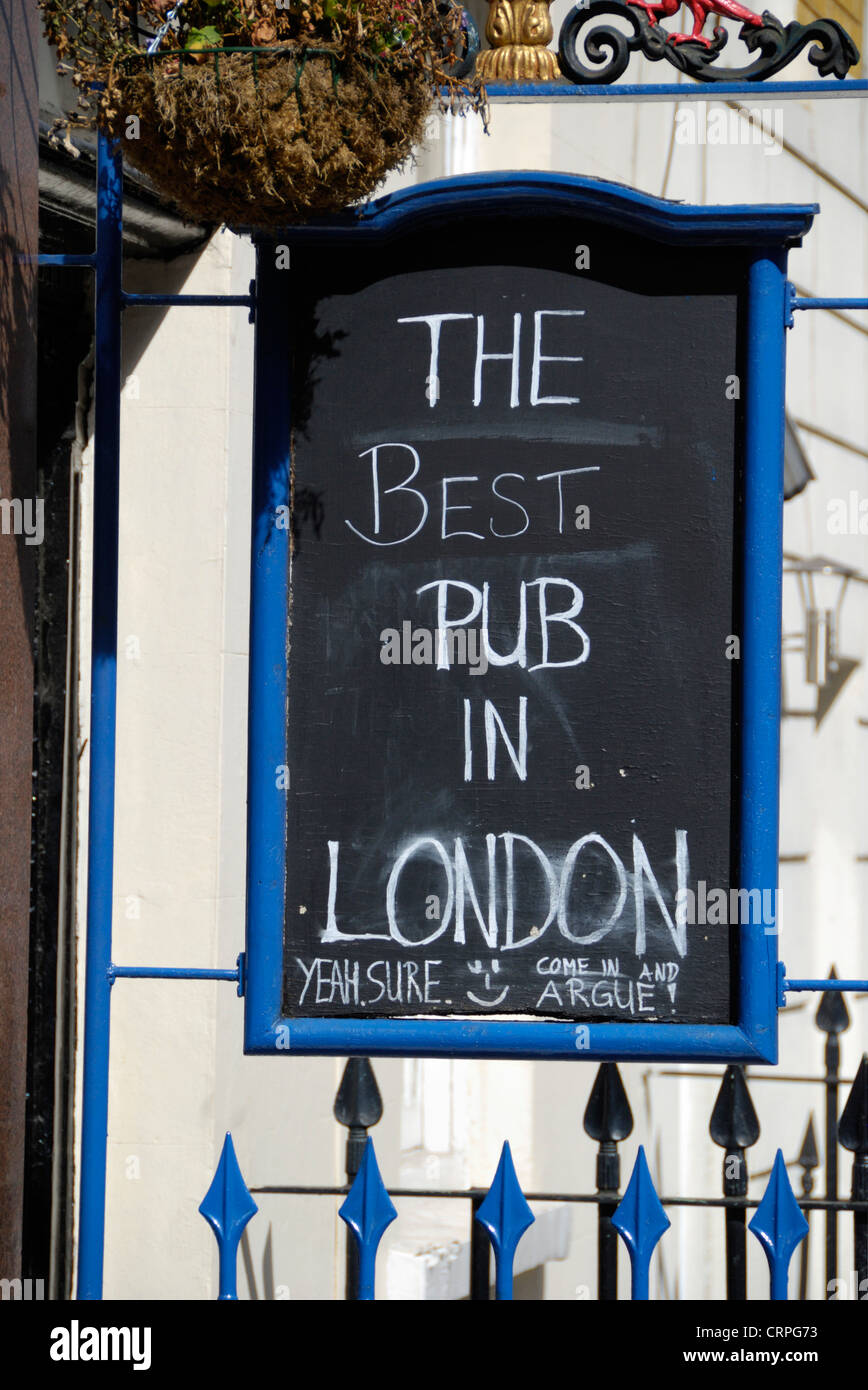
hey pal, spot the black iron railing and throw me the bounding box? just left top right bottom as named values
left=247, top=974, right=868, bottom=1300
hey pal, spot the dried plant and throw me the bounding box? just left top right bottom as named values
left=39, top=0, right=485, bottom=136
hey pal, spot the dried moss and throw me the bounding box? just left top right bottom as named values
left=109, top=49, right=434, bottom=227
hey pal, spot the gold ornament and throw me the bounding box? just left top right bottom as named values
left=476, top=0, right=560, bottom=82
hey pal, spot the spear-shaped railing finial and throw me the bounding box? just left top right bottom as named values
left=839, top=1054, right=868, bottom=1298
left=584, top=1062, right=633, bottom=1300
left=338, top=1137, right=397, bottom=1301
left=710, top=1064, right=760, bottom=1300
left=796, top=1115, right=820, bottom=1300
left=816, top=966, right=850, bottom=1293
left=749, top=1149, right=809, bottom=1301
left=199, top=1133, right=258, bottom=1300
left=612, top=1145, right=670, bottom=1300
left=474, top=1141, right=535, bottom=1301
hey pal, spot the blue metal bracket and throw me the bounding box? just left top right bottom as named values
left=36, top=253, right=98, bottom=268
left=36, top=255, right=257, bottom=323
left=781, top=970, right=868, bottom=998
left=786, top=280, right=868, bottom=326
left=791, top=297, right=868, bottom=310
left=121, top=285, right=257, bottom=324
left=69, top=134, right=254, bottom=1300
left=108, top=964, right=241, bottom=984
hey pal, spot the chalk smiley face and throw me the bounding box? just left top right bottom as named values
left=466, top=958, right=510, bottom=1008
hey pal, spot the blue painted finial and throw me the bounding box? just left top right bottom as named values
left=338, top=1137, right=397, bottom=1301
left=199, top=1132, right=258, bottom=1300
left=474, top=1141, right=535, bottom=1301
left=749, top=1149, right=809, bottom=1300
left=612, top=1146, right=670, bottom=1300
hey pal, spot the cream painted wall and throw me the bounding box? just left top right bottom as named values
left=72, top=9, right=867, bottom=1299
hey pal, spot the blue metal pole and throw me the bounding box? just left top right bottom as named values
left=243, top=241, right=290, bottom=1054
left=357, top=1242, right=379, bottom=1301
left=739, top=249, right=788, bottom=1065
left=494, top=1255, right=514, bottom=1302
left=77, top=132, right=124, bottom=1300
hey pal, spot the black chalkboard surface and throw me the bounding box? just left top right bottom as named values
left=281, top=213, right=745, bottom=1024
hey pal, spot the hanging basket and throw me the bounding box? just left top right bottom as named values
left=106, top=46, right=434, bottom=228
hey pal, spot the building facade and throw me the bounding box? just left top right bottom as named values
left=26, top=0, right=868, bottom=1298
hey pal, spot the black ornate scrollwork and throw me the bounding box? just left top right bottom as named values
left=557, top=2, right=860, bottom=84
left=558, top=1, right=645, bottom=84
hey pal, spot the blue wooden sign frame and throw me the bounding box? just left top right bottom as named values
left=242, top=172, right=815, bottom=1063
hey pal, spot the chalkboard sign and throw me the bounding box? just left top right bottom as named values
left=243, top=174, right=816, bottom=1061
